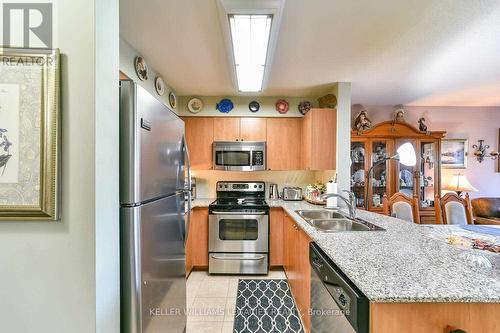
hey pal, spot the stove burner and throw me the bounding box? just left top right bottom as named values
left=209, top=181, right=269, bottom=212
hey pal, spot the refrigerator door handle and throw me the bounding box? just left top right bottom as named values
left=182, top=134, right=192, bottom=244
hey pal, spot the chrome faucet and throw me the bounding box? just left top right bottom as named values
left=321, top=190, right=357, bottom=220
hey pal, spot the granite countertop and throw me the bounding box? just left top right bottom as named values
left=191, top=198, right=500, bottom=303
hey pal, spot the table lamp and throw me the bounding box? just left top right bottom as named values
left=365, top=143, right=416, bottom=210
left=444, top=173, right=478, bottom=197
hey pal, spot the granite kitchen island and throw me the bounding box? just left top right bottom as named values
left=272, top=199, right=500, bottom=332
left=192, top=198, right=500, bottom=331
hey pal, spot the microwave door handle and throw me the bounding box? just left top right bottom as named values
left=250, top=150, right=254, bottom=170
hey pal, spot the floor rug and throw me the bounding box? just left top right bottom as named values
left=233, top=279, right=304, bottom=333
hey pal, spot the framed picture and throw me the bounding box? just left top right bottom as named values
left=498, top=129, right=500, bottom=173
left=0, top=48, right=60, bottom=220
left=441, top=138, right=468, bottom=169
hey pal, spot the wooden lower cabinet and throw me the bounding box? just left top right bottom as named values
left=270, top=208, right=284, bottom=266
left=283, top=211, right=311, bottom=332
left=185, top=207, right=209, bottom=275
left=371, top=302, right=500, bottom=333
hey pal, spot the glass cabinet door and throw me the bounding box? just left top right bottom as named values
left=369, top=141, right=389, bottom=209
left=420, top=141, right=438, bottom=209
left=350, top=141, right=366, bottom=208
left=396, top=140, right=417, bottom=198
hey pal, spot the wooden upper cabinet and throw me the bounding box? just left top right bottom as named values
left=302, top=108, right=337, bottom=170
left=213, top=118, right=240, bottom=141
left=266, top=118, right=302, bottom=170
left=240, top=118, right=267, bottom=141
left=213, top=117, right=266, bottom=141
left=183, top=117, right=214, bottom=170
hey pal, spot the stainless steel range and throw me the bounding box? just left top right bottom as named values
left=209, top=181, right=269, bottom=274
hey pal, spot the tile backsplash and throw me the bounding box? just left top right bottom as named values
left=192, top=170, right=336, bottom=198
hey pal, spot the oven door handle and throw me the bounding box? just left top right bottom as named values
left=210, top=254, right=266, bottom=261
left=211, top=211, right=267, bottom=215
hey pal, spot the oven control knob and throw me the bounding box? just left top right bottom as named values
left=339, top=293, right=347, bottom=308
left=259, top=185, right=263, bottom=188
left=254, top=185, right=257, bottom=188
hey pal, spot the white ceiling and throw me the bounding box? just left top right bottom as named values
left=120, top=0, right=500, bottom=106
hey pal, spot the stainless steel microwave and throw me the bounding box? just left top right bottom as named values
left=213, top=141, right=266, bottom=171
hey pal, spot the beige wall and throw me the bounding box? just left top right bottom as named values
left=177, top=96, right=316, bottom=118
left=193, top=170, right=336, bottom=198
left=0, top=1, right=120, bottom=332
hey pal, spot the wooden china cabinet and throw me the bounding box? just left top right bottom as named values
left=351, top=121, right=446, bottom=224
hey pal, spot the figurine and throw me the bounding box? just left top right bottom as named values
left=393, top=104, right=405, bottom=123
left=418, top=117, right=428, bottom=132
left=353, top=110, right=372, bottom=131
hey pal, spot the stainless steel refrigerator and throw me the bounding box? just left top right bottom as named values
left=120, top=81, right=191, bottom=333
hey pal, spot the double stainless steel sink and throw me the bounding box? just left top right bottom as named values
left=295, top=210, right=385, bottom=232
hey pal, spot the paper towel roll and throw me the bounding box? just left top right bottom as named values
left=326, top=182, right=338, bottom=208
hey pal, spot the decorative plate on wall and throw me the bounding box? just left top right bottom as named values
left=249, top=101, right=260, bottom=112
left=275, top=99, right=289, bottom=114
left=216, top=99, right=234, bottom=113
left=318, top=93, right=337, bottom=108
left=134, top=56, right=148, bottom=81
left=298, top=100, right=312, bottom=115
left=187, top=98, right=204, bottom=114
left=154, top=76, right=165, bottom=96
left=169, top=91, right=177, bottom=109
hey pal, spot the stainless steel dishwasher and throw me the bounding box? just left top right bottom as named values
left=310, top=242, right=369, bottom=333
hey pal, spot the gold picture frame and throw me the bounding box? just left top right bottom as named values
left=0, top=48, right=60, bottom=220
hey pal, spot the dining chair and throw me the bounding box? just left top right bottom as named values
left=435, top=192, right=473, bottom=225
left=382, top=192, right=420, bottom=223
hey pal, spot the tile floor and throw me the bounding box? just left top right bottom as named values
left=186, top=269, right=287, bottom=333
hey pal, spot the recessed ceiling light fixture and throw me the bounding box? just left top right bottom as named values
left=229, top=14, right=272, bottom=92
left=218, top=0, right=286, bottom=94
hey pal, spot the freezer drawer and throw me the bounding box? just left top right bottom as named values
left=121, top=194, right=186, bottom=333
left=209, top=253, right=268, bottom=275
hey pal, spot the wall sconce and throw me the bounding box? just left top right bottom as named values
left=472, top=139, right=499, bottom=163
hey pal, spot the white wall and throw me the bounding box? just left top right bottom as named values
left=333, top=83, right=352, bottom=198
left=0, top=0, right=120, bottom=332
left=120, top=37, right=177, bottom=113
left=96, top=0, right=120, bottom=332
left=353, top=105, right=500, bottom=198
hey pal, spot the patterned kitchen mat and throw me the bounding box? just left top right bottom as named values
left=233, top=279, right=304, bottom=333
